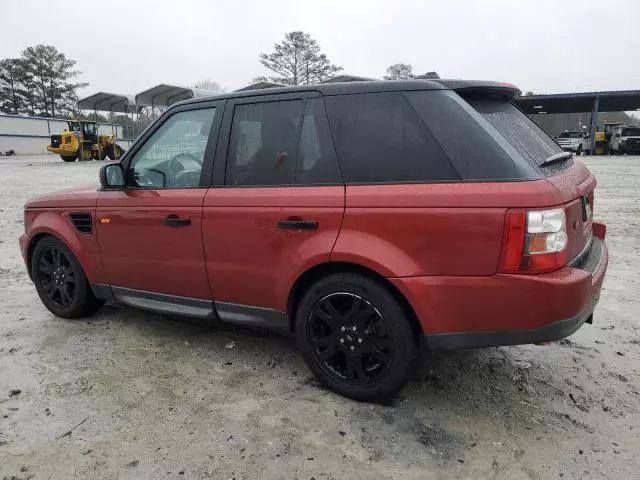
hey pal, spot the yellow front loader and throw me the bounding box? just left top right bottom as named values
left=47, top=121, right=124, bottom=162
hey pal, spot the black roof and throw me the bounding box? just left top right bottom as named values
left=170, top=79, right=522, bottom=109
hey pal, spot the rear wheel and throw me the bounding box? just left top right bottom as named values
left=60, top=154, right=77, bottom=162
left=295, top=273, right=419, bottom=401
left=31, top=236, right=104, bottom=318
left=576, top=145, right=582, bottom=156
left=104, top=144, right=124, bottom=160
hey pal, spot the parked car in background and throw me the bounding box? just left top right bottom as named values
left=19, top=79, right=608, bottom=401
left=555, top=130, right=590, bottom=155
left=609, top=125, right=640, bottom=155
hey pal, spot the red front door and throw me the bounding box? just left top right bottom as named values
left=96, top=189, right=211, bottom=299
left=96, top=105, right=219, bottom=300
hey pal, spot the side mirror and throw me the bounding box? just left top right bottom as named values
left=100, top=163, right=125, bottom=189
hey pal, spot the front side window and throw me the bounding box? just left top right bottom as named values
left=127, top=108, right=215, bottom=188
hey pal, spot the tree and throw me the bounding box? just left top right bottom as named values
left=259, top=31, right=342, bottom=85
left=19, top=45, right=87, bottom=118
left=0, top=58, right=24, bottom=114
left=384, top=63, right=415, bottom=80
left=193, top=79, right=221, bottom=92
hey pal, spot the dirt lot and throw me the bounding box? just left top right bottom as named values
left=0, top=154, right=639, bottom=480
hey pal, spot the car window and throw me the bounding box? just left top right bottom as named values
left=127, top=108, right=215, bottom=189
left=324, top=92, right=459, bottom=183
left=226, top=100, right=303, bottom=186
left=465, top=96, right=562, bottom=167
left=296, top=98, right=342, bottom=185
left=622, top=127, right=640, bottom=136
left=405, top=90, right=539, bottom=180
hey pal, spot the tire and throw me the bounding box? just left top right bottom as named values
left=60, top=154, right=77, bottom=162
left=576, top=146, right=582, bottom=156
left=295, top=273, right=419, bottom=401
left=104, top=145, right=115, bottom=160
left=31, top=236, right=104, bottom=319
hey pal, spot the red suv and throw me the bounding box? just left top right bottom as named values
left=20, top=80, right=608, bottom=400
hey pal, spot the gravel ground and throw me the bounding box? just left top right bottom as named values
left=0, top=154, right=639, bottom=480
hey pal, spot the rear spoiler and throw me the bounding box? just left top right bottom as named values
left=435, top=79, right=522, bottom=98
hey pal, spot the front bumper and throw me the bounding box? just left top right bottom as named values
left=19, top=233, right=30, bottom=277
left=390, top=225, right=608, bottom=350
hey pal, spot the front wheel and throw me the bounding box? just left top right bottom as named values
left=296, top=273, right=419, bottom=401
left=60, top=154, right=77, bottom=162
left=576, top=146, right=582, bottom=156
left=31, top=236, right=104, bottom=318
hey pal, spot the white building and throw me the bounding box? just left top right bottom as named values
left=0, top=114, right=126, bottom=155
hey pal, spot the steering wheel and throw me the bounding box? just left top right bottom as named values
left=167, top=152, right=202, bottom=186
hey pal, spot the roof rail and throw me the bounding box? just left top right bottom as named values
left=235, top=81, right=286, bottom=92
left=320, top=75, right=376, bottom=83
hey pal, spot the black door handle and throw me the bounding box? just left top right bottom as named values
left=277, top=219, right=318, bottom=230
left=163, top=214, right=191, bottom=227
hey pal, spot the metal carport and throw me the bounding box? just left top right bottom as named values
left=515, top=90, right=640, bottom=154
left=77, top=92, right=139, bottom=159
left=135, top=84, right=218, bottom=119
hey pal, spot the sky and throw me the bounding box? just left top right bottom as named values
left=2, top=0, right=639, bottom=98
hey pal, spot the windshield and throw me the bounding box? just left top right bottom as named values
left=558, top=132, right=583, bottom=138
left=622, top=127, right=640, bottom=137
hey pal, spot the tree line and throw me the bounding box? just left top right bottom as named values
left=0, top=45, right=87, bottom=118
left=255, top=32, right=430, bottom=85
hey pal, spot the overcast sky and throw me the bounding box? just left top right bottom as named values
left=2, top=0, right=639, bottom=97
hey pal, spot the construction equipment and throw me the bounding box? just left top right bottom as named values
left=591, top=121, right=623, bottom=155
left=47, top=120, right=124, bottom=162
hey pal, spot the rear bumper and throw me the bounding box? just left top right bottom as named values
left=390, top=224, right=608, bottom=350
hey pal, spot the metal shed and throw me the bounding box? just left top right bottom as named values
left=77, top=92, right=137, bottom=113
left=135, top=84, right=217, bottom=108
left=515, top=90, right=640, bottom=154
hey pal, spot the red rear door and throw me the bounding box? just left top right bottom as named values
left=203, top=93, right=345, bottom=314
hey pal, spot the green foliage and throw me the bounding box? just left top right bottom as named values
left=259, top=31, right=342, bottom=85
left=0, top=45, right=87, bottom=118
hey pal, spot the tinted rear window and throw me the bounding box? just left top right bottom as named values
left=405, top=90, right=539, bottom=180
left=466, top=96, right=563, bottom=167
left=324, top=92, right=460, bottom=183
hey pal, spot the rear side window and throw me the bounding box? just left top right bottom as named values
left=324, top=92, right=459, bottom=183
left=226, top=98, right=342, bottom=186
left=226, top=100, right=303, bottom=186
left=466, top=96, right=563, bottom=167
left=296, top=98, right=342, bottom=185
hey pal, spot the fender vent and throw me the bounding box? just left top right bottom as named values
left=69, top=213, right=92, bottom=234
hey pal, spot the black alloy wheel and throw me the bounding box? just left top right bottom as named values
left=309, top=292, right=393, bottom=385
left=296, top=273, right=419, bottom=401
left=31, top=236, right=104, bottom=318
left=38, top=245, right=77, bottom=307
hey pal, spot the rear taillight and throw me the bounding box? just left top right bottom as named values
left=500, top=207, right=569, bottom=274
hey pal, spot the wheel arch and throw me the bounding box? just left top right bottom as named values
left=25, top=212, right=105, bottom=284
left=286, top=261, right=423, bottom=341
